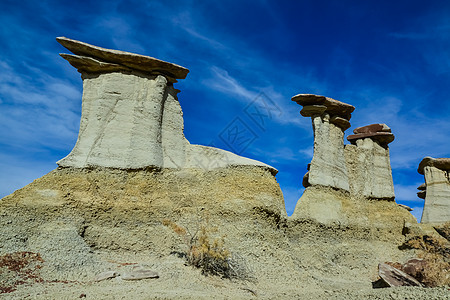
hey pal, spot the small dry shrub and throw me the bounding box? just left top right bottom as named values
left=400, top=234, right=450, bottom=287
left=418, top=254, right=450, bottom=287
left=163, top=218, right=250, bottom=280
left=0, top=252, right=44, bottom=294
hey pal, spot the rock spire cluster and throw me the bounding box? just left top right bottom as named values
left=292, top=94, right=395, bottom=200
left=417, top=157, right=450, bottom=223
left=55, top=37, right=275, bottom=173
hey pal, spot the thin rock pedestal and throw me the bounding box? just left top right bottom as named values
left=417, top=157, right=450, bottom=223
left=292, top=94, right=355, bottom=191
left=345, top=123, right=396, bottom=200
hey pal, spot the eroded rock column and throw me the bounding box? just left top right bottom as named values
left=55, top=37, right=277, bottom=174
left=292, top=94, right=354, bottom=191
left=417, top=157, right=450, bottom=223
left=56, top=37, right=189, bottom=169
left=345, top=124, right=395, bottom=200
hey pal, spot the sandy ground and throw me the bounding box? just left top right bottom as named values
left=1, top=167, right=449, bottom=299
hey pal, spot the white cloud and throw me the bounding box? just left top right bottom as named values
left=202, top=66, right=257, bottom=101
left=0, top=61, right=81, bottom=151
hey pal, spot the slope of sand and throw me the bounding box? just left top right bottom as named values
left=0, top=167, right=448, bottom=299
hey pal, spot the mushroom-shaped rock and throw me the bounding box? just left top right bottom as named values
left=292, top=94, right=355, bottom=122
left=292, top=94, right=353, bottom=191
left=353, top=123, right=391, bottom=134
left=417, top=156, right=450, bottom=223
left=417, top=157, right=450, bottom=175
left=344, top=124, right=396, bottom=200
left=56, top=37, right=277, bottom=174
left=347, top=123, right=395, bottom=146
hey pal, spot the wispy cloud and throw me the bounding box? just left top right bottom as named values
left=202, top=66, right=257, bottom=101
left=0, top=60, right=81, bottom=151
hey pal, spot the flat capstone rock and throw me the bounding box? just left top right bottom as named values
left=347, top=131, right=395, bottom=146
left=56, top=37, right=189, bottom=81
left=353, top=123, right=391, bottom=134
left=300, top=105, right=327, bottom=117
left=330, top=116, right=351, bottom=131
left=291, top=94, right=355, bottom=120
left=417, top=156, right=450, bottom=175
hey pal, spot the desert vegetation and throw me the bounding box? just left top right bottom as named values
left=162, top=217, right=251, bottom=280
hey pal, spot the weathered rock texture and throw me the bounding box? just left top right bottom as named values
left=2, top=40, right=446, bottom=299
left=418, top=157, right=450, bottom=223
left=0, top=167, right=427, bottom=299
left=56, top=37, right=274, bottom=172
left=292, top=94, right=354, bottom=191
left=292, top=95, right=399, bottom=224
left=345, top=124, right=395, bottom=200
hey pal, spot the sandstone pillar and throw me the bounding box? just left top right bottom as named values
left=292, top=94, right=354, bottom=191
left=55, top=37, right=276, bottom=173
left=345, top=124, right=395, bottom=200
left=417, top=157, right=450, bottom=223
left=56, top=37, right=189, bottom=169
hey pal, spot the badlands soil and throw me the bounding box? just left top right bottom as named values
left=0, top=167, right=449, bottom=299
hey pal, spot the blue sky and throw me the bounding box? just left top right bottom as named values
left=1, top=0, right=450, bottom=221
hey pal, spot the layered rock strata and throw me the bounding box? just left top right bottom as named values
left=417, top=157, right=450, bottom=223
left=292, top=95, right=405, bottom=226
left=56, top=37, right=274, bottom=172
left=292, top=94, right=354, bottom=191
left=0, top=37, right=288, bottom=284
left=345, top=124, right=395, bottom=200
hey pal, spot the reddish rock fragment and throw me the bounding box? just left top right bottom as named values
left=347, top=123, right=395, bottom=146
left=378, top=263, right=422, bottom=287
left=402, top=258, right=427, bottom=280
left=353, top=123, right=391, bottom=134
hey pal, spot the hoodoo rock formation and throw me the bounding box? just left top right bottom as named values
left=1, top=39, right=448, bottom=299
left=292, top=94, right=354, bottom=191
left=346, top=124, right=395, bottom=200
left=0, top=38, right=288, bottom=293
left=56, top=37, right=274, bottom=172
left=417, top=157, right=450, bottom=223
left=291, top=94, right=410, bottom=227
